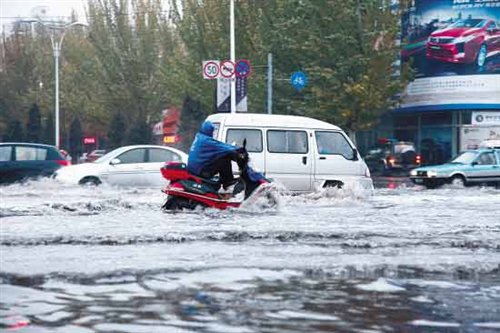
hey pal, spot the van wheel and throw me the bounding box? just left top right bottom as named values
left=323, top=180, right=344, bottom=189
left=79, top=176, right=101, bottom=186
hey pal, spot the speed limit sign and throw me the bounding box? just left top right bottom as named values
left=203, top=60, right=220, bottom=79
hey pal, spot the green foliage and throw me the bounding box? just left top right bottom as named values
left=4, top=119, right=24, bottom=142
left=69, top=117, right=83, bottom=161
left=127, top=119, right=152, bottom=145
left=107, top=112, right=126, bottom=149
left=26, top=104, right=42, bottom=142
left=178, top=96, right=206, bottom=152
left=42, top=113, right=55, bottom=145
left=1, top=0, right=405, bottom=147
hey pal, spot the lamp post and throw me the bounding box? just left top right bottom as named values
left=25, top=20, right=87, bottom=148
left=230, top=0, right=236, bottom=114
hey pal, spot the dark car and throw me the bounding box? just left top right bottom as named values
left=0, top=142, right=70, bottom=184
left=364, top=139, right=421, bottom=175
left=426, top=19, right=500, bottom=67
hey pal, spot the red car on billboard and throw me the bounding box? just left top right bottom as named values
left=426, top=19, right=500, bottom=67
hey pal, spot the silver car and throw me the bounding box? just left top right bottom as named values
left=54, top=145, right=188, bottom=186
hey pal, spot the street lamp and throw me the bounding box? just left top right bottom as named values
left=24, top=19, right=87, bottom=148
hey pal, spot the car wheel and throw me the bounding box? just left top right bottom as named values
left=476, top=44, right=487, bottom=68
left=450, top=175, right=465, bottom=188
left=79, top=176, right=101, bottom=186
left=423, top=180, right=439, bottom=189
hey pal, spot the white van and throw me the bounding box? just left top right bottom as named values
left=206, top=113, right=373, bottom=192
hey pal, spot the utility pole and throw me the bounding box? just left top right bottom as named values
left=22, top=19, right=87, bottom=148
left=230, top=0, right=236, bottom=113
left=267, top=53, right=273, bottom=114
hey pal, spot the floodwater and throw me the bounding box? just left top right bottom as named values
left=1, top=179, right=499, bottom=333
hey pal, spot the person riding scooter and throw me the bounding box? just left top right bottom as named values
left=187, top=121, right=246, bottom=193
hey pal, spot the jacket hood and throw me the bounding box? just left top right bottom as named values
left=199, top=121, right=214, bottom=136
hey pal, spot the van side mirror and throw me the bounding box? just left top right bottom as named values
left=352, top=148, right=359, bottom=161
left=471, top=161, right=478, bottom=166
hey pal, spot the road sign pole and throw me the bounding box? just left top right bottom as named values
left=267, top=53, right=273, bottom=114
left=230, top=0, right=236, bottom=113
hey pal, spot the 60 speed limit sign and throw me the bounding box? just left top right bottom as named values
left=203, top=60, right=220, bottom=79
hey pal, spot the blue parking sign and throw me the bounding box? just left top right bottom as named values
left=291, top=71, right=307, bottom=90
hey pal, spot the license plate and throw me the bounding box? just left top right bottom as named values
left=430, top=46, right=440, bottom=50
left=414, top=179, right=423, bottom=184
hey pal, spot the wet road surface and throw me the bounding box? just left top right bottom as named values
left=1, top=179, right=499, bottom=332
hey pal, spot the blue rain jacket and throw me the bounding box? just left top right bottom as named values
left=187, top=121, right=240, bottom=176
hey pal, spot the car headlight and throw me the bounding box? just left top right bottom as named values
left=410, top=169, right=417, bottom=176
left=427, top=170, right=438, bottom=177
left=452, top=34, right=476, bottom=44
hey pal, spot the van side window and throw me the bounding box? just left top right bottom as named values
left=212, top=122, right=220, bottom=139
left=267, top=130, right=308, bottom=154
left=315, top=131, right=354, bottom=159
left=226, top=129, right=263, bottom=152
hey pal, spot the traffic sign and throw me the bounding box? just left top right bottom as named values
left=220, top=60, right=235, bottom=78
left=235, top=59, right=251, bottom=78
left=203, top=60, right=220, bottom=79
left=291, top=71, right=308, bottom=90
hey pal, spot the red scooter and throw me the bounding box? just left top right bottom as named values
left=161, top=148, right=276, bottom=210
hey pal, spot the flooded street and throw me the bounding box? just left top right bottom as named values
left=1, top=180, right=500, bottom=332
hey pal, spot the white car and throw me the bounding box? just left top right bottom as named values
left=54, top=145, right=187, bottom=186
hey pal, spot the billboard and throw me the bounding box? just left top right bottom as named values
left=401, top=0, right=500, bottom=111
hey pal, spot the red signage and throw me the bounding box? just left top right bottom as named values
left=83, top=136, right=97, bottom=145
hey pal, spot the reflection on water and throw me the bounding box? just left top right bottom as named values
left=1, top=179, right=500, bottom=332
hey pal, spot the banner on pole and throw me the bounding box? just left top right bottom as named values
left=217, top=77, right=247, bottom=112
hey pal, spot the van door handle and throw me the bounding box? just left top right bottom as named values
left=302, top=156, right=307, bottom=165
left=319, top=157, right=326, bottom=160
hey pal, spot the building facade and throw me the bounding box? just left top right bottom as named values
left=376, top=0, right=500, bottom=165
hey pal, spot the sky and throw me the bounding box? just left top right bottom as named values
left=0, top=0, right=87, bottom=32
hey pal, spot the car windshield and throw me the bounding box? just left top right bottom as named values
left=451, top=151, right=478, bottom=164
left=451, top=19, right=485, bottom=28
left=92, top=154, right=109, bottom=163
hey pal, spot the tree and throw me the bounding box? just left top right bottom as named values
left=178, top=96, right=206, bottom=152
left=69, top=117, right=83, bottom=163
left=107, top=112, right=127, bottom=149
left=4, top=119, right=24, bottom=142
left=42, top=113, right=55, bottom=145
left=26, top=104, right=42, bottom=142
left=127, top=119, right=152, bottom=145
